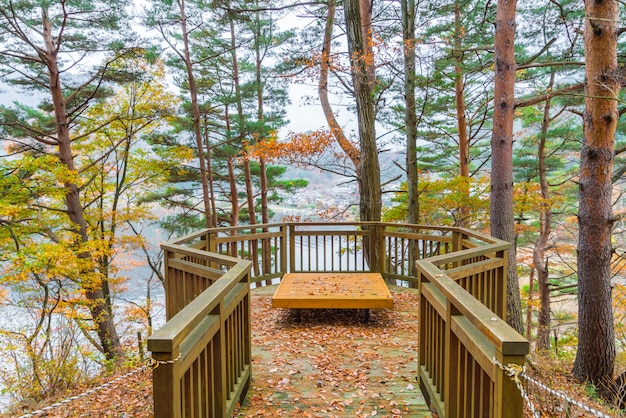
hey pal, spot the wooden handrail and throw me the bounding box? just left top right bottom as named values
left=417, top=237, right=528, bottom=418
left=148, top=246, right=252, bottom=418
left=149, top=221, right=528, bottom=418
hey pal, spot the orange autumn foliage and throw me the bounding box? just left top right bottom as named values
left=246, top=130, right=335, bottom=164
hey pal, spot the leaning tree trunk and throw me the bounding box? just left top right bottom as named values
left=572, top=0, right=619, bottom=386
left=490, top=0, right=523, bottom=333
left=319, top=0, right=360, bottom=165
left=42, top=7, right=122, bottom=359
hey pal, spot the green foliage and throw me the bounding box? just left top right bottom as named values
left=384, top=174, right=490, bottom=228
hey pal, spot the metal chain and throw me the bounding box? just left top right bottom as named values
left=494, top=358, right=612, bottom=418
left=17, top=354, right=181, bottom=418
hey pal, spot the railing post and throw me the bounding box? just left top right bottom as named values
left=152, top=347, right=182, bottom=418
left=214, top=301, right=227, bottom=417
left=494, top=350, right=526, bottom=418
left=451, top=228, right=468, bottom=268
left=443, top=301, right=462, bottom=417
left=444, top=301, right=460, bottom=418
left=244, top=270, right=252, bottom=381
left=452, top=229, right=462, bottom=253
left=163, top=248, right=178, bottom=321
left=417, top=269, right=428, bottom=400
left=206, top=230, right=217, bottom=253
left=280, top=225, right=288, bottom=275
left=496, top=248, right=509, bottom=320
left=288, top=224, right=295, bottom=273
left=376, top=223, right=386, bottom=274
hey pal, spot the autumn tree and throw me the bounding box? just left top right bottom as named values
left=0, top=53, right=178, bottom=407
left=76, top=56, right=179, bottom=307
left=0, top=0, right=141, bottom=359
left=573, top=0, right=621, bottom=386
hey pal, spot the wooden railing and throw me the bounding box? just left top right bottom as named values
left=148, top=233, right=252, bottom=418
left=195, top=222, right=454, bottom=286
left=416, top=229, right=529, bottom=417
left=148, top=222, right=528, bottom=418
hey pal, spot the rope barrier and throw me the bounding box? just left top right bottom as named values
left=17, top=354, right=181, bottom=418
left=494, top=358, right=612, bottom=418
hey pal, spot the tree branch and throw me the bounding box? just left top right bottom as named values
left=515, top=82, right=585, bottom=108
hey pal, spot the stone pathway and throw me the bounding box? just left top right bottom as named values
left=234, top=285, right=432, bottom=417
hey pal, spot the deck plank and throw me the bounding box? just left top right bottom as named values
left=272, top=272, right=394, bottom=309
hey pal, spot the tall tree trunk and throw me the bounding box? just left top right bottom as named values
left=203, top=115, right=218, bottom=227
left=573, top=0, right=619, bottom=385
left=454, top=0, right=470, bottom=228
left=259, top=158, right=271, bottom=281
left=344, top=0, right=382, bottom=270
left=260, top=159, right=269, bottom=224
left=526, top=268, right=534, bottom=341
left=243, top=159, right=257, bottom=226
left=227, top=155, right=240, bottom=231
left=254, top=6, right=268, bottom=227
left=227, top=7, right=245, bottom=248
left=401, top=0, right=419, bottom=225
left=490, top=0, right=523, bottom=333
left=42, top=7, right=121, bottom=359
left=225, top=105, right=240, bottom=235
left=178, top=0, right=213, bottom=228
left=253, top=11, right=272, bottom=279
left=359, top=0, right=374, bottom=87
left=534, top=73, right=555, bottom=351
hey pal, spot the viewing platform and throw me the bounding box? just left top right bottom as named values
left=147, top=222, right=529, bottom=418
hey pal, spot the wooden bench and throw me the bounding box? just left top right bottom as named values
left=272, top=272, right=393, bottom=320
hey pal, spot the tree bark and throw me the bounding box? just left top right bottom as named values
left=401, top=0, right=419, bottom=225
left=454, top=0, right=470, bottom=228
left=225, top=105, right=240, bottom=235
left=41, top=6, right=122, bottom=359
left=573, top=0, right=619, bottom=385
left=526, top=268, right=534, bottom=341
left=359, top=0, right=375, bottom=87
left=203, top=115, right=219, bottom=227
left=243, top=158, right=257, bottom=225
left=344, top=0, right=382, bottom=270
left=490, top=0, right=523, bottom=333
left=227, top=155, right=240, bottom=233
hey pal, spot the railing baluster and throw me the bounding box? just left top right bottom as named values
left=353, top=234, right=357, bottom=270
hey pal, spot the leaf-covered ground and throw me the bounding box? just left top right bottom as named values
left=10, top=285, right=624, bottom=417
left=233, top=285, right=430, bottom=417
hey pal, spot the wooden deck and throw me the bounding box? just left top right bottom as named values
left=271, top=272, right=394, bottom=310
left=235, top=285, right=432, bottom=417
